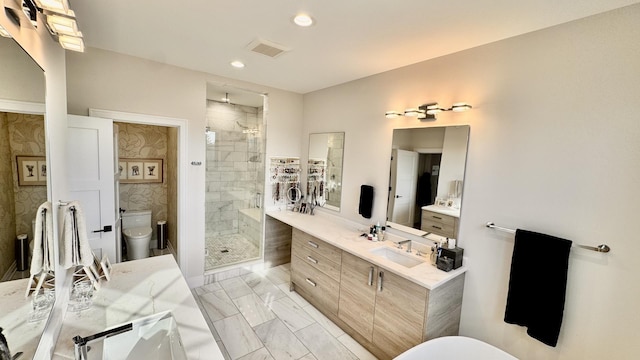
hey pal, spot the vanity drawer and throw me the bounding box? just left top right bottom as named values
left=292, top=239, right=341, bottom=282
left=292, top=228, right=342, bottom=264
left=291, top=255, right=340, bottom=315
left=422, top=210, right=456, bottom=226
left=421, top=211, right=458, bottom=238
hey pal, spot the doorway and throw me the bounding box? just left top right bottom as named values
left=89, top=109, right=187, bottom=268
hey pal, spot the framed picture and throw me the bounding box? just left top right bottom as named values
left=118, top=161, right=127, bottom=180
left=120, top=158, right=163, bottom=183
left=17, top=156, right=46, bottom=186
left=100, top=254, right=112, bottom=281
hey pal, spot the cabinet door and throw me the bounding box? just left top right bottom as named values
left=338, top=252, right=377, bottom=341
left=373, top=270, right=427, bottom=358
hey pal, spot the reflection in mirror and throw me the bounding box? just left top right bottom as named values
left=308, top=132, right=345, bottom=212
left=387, top=126, right=469, bottom=238
left=0, top=36, right=50, bottom=358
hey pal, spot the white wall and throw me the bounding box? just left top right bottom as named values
left=302, top=5, right=640, bottom=360
left=65, top=48, right=303, bottom=285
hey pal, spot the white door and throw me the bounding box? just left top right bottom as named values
left=67, top=115, right=117, bottom=262
left=389, top=149, right=419, bottom=227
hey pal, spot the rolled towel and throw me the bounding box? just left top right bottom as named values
left=30, top=201, right=54, bottom=275
left=60, top=201, right=93, bottom=269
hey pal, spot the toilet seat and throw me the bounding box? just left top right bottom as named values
left=123, top=227, right=152, bottom=239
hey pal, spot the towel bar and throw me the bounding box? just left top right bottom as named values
left=486, top=222, right=611, bottom=253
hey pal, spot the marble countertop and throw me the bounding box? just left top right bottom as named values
left=0, top=278, right=47, bottom=360
left=52, top=255, right=222, bottom=359
left=422, top=205, right=461, bottom=218
left=266, top=210, right=466, bottom=290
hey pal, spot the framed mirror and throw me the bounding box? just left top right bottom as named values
left=386, top=126, right=470, bottom=238
left=307, top=132, right=345, bottom=212
left=0, top=36, right=50, bottom=359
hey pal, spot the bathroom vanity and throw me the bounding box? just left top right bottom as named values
left=421, top=205, right=460, bottom=238
left=0, top=279, right=48, bottom=359
left=267, top=210, right=466, bottom=360
left=51, top=255, right=221, bottom=359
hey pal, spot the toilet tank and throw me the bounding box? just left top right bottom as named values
left=121, top=210, right=152, bottom=230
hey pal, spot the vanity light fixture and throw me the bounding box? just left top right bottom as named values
left=386, top=102, right=472, bottom=120
left=26, top=0, right=86, bottom=52
left=58, top=34, right=84, bottom=52
left=0, top=24, right=11, bottom=38
left=426, top=103, right=473, bottom=115
left=33, top=0, right=71, bottom=15
left=46, top=14, right=81, bottom=36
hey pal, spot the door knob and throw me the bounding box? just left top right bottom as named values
left=395, top=195, right=402, bottom=198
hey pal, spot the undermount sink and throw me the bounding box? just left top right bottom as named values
left=369, top=247, right=425, bottom=268
left=102, top=311, right=187, bottom=360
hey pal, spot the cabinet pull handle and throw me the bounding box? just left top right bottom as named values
left=305, top=278, right=317, bottom=287
left=378, top=271, right=384, bottom=292
left=368, top=267, right=374, bottom=286
left=308, top=241, right=319, bottom=248
left=432, top=216, right=442, bottom=220
left=306, top=256, right=318, bottom=264
left=432, top=225, right=442, bottom=230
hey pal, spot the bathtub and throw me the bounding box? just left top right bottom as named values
left=394, top=336, right=517, bottom=360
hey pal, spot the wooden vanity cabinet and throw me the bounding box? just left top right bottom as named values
left=337, top=252, right=465, bottom=360
left=373, top=269, right=427, bottom=358
left=421, top=209, right=459, bottom=238
left=338, top=252, right=378, bottom=341
left=290, top=228, right=465, bottom=360
left=291, top=228, right=342, bottom=315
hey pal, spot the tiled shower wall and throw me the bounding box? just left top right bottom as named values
left=205, top=101, right=265, bottom=237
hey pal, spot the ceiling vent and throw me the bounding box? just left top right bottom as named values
left=246, top=39, right=290, bottom=58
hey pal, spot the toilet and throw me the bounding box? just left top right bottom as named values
left=121, top=210, right=153, bottom=260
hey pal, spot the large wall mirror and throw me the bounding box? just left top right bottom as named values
left=0, top=36, right=51, bottom=359
left=387, top=126, right=470, bottom=237
left=308, top=132, right=345, bottom=212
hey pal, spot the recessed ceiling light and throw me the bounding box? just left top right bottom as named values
left=230, top=60, right=245, bottom=68
left=293, top=14, right=314, bottom=27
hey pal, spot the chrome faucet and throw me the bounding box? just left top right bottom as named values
left=73, top=323, right=133, bottom=360
left=397, top=240, right=412, bottom=253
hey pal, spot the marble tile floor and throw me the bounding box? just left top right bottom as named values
left=206, top=233, right=260, bottom=270
left=193, top=263, right=378, bottom=360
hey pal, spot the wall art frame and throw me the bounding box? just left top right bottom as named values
left=120, top=158, right=163, bottom=184
left=17, top=155, right=47, bottom=186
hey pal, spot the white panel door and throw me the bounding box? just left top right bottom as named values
left=67, top=115, right=117, bottom=262
left=390, top=149, right=419, bottom=227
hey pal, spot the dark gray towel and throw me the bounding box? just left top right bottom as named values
left=358, top=185, right=374, bottom=219
left=504, top=229, right=572, bottom=347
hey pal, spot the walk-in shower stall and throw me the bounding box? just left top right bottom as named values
left=204, top=97, right=266, bottom=270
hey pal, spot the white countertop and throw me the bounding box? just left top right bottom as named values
left=266, top=210, right=466, bottom=290
left=0, top=278, right=47, bottom=360
left=422, top=205, right=461, bottom=218
left=52, top=255, right=222, bottom=359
